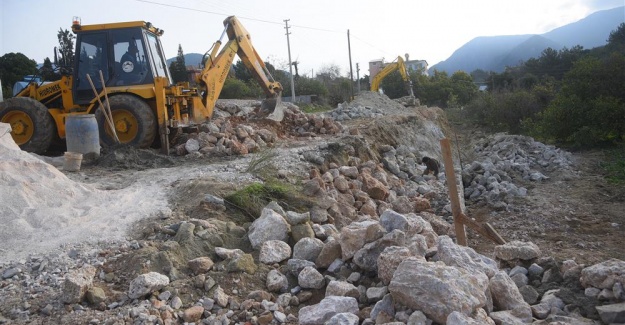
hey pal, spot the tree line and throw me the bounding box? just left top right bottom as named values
left=3, top=23, right=623, bottom=148
left=463, top=23, right=624, bottom=148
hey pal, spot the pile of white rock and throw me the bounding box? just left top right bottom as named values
left=462, top=134, right=574, bottom=210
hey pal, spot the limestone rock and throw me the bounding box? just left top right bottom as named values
left=437, top=236, right=498, bottom=278
left=298, top=296, right=359, bottom=325
left=389, top=258, right=488, bottom=324
left=292, top=223, right=315, bottom=242
left=62, top=265, right=97, bottom=303
left=266, top=269, right=289, bottom=293
left=259, top=240, right=292, bottom=264
left=325, top=312, right=360, bottom=325
left=315, top=239, right=342, bottom=269
left=188, top=257, right=214, bottom=275
left=581, top=258, right=625, bottom=290
left=488, top=271, right=531, bottom=322
left=325, top=280, right=359, bottom=298
left=596, top=302, right=625, bottom=324
left=128, top=272, right=170, bottom=299
left=293, top=237, right=325, bottom=262
left=339, top=220, right=379, bottom=260
left=86, top=286, right=106, bottom=305
left=353, top=230, right=406, bottom=272
left=298, top=266, right=325, bottom=289
left=248, top=208, right=290, bottom=249
left=494, top=241, right=541, bottom=261
left=370, top=293, right=395, bottom=320
left=377, top=246, right=413, bottom=285
left=226, top=252, right=257, bottom=274
left=183, top=306, right=204, bottom=323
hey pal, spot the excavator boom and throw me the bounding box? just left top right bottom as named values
left=370, top=56, right=414, bottom=98
left=198, top=16, right=285, bottom=121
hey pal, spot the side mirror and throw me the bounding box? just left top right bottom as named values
left=54, top=47, right=59, bottom=66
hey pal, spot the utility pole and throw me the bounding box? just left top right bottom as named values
left=347, top=29, right=354, bottom=100
left=356, top=63, right=360, bottom=93
left=284, top=19, right=296, bottom=102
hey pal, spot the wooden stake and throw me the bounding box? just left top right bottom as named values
left=86, top=74, right=119, bottom=144
left=98, top=70, right=120, bottom=143
left=440, top=138, right=506, bottom=246
left=441, top=138, right=468, bottom=245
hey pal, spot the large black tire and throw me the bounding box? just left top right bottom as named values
left=0, top=97, right=55, bottom=154
left=95, top=95, right=156, bottom=148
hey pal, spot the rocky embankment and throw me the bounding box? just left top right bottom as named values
left=1, top=92, right=624, bottom=324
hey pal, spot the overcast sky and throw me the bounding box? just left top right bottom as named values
left=1, top=0, right=623, bottom=78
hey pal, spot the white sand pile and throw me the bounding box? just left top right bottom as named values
left=0, top=123, right=168, bottom=263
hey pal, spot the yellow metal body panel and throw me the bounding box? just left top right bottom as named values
left=371, top=56, right=410, bottom=92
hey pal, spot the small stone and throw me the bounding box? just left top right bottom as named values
left=170, top=296, right=182, bottom=309
left=86, top=287, right=106, bottom=305
left=40, top=304, right=53, bottom=316
left=2, top=267, right=21, bottom=279
left=183, top=306, right=204, bottom=323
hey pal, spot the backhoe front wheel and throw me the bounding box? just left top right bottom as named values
left=0, top=97, right=55, bottom=154
left=95, top=95, right=157, bottom=148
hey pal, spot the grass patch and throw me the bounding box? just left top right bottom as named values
left=246, top=148, right=278, bottom=175
left=224, top=179, right=314, bottom=219
left=298, top=103, right=333, bottom=114
left=601, top=145, right=625, bottom=184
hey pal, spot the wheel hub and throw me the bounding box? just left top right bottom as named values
left=12, top=121, right=26, bottom=135
left=115, top=119, right=129, bottom=134
left=1, top=111, right=33, bottom=145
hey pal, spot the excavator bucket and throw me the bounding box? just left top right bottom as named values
left=260, top=95, right=286, bottom=122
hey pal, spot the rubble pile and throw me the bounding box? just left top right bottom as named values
left=172, top=117, right=279, bottom=157
left=462, top=133, right=575, bottom=210
left=3, top=198, right=623, bottom=324
left=174, top=102, right=344, bottom=157
left=324, top=91, right=410, bottom=121
left=297, top=141, right=453, bottom=227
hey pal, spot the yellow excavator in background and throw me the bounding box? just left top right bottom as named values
left=0, top=16, right=284, bottom=154
left=370, top=55, right=415, bottom=98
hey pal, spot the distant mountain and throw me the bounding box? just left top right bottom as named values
left=166, top=53, right=205, bottom=68
left=431, top=6, right=625, bottom=74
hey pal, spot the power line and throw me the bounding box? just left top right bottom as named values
left=135, top=0, right=343, bottom=33
left=135, top=0, right=282, bottom=25
left=290, top=24, right=341, bottom=34
left=350, top=33, right=392, bottom=58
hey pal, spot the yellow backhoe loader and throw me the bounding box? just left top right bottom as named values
left=370, top=55, right=415, bottom=98
left=0, top=16, right=284, bottom=154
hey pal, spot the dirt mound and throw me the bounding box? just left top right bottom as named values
left=0, top=123, right=168, bottom=263
left=96, top=145, right=175, bottom=170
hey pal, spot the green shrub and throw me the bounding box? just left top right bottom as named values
left=601, top=145, right=625, bottom=184
left=220, top=77, right=251, bottom=99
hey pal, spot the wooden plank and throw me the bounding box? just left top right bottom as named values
left=440, top=138, right=468, bottom=246
left=484, top=222, right=506, bottom=245
left=456, top=213, right=506, bottom=245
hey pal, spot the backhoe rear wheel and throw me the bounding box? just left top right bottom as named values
left=0, top=97, right=55, bottom=154
left=95, top=94, right=156, bottom=148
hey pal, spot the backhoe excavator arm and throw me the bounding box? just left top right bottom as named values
left=370, top=56, right=414, bottom=97
left=198, top=16, right=283, bottom=112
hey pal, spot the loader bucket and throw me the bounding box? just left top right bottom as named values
left=260, top=95, right=286, bottom=122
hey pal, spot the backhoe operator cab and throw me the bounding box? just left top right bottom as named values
left=73, top=21, right=169, bottom=104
